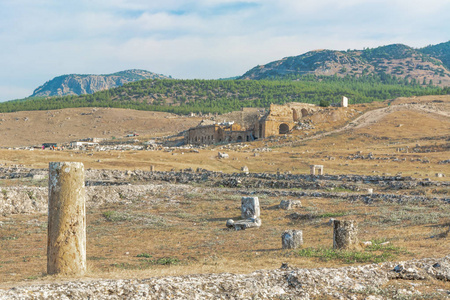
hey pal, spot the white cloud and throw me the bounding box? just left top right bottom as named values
left=0, top=0, right=449, bottom=101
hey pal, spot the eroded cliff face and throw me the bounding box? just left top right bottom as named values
left=31, top=69, right=170, bottom=97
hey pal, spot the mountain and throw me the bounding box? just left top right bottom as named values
left=31, top=69, right=171, bottom=97
left=240, top=42, right=450, bottom=86
left=420, top=41, right=450, bottom=71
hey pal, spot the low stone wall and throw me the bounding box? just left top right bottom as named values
left=0, top=256, right=448, bottom=299
left=0, top=184, right=197, bottom=215
left=1, top=183, right=448, bottom=216
left=1, top=167, right=447, bottom=190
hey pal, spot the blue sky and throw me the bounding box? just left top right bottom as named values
left=1, top=0, right=449, bottom=101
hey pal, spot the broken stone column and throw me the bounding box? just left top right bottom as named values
left=241, top=196, right=260, bottom=219
left=281, top=230, right=303, bottom=249
left=241, top=165, right=249, bottom=174
left=226, top=196, right=261, bottom=230
left=227, top=218, right=262, bottom=230
left=279, top=199, right=302, bottom=210
left=333, top=220, right=359, bottom=250
left=150, top=165, right=155, bottom=172
left=47, top=162, right=86, bottom=275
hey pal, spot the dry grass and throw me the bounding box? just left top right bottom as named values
left=0, top=190, right=448, bottom=285
left=0, top=95, right=449, bottom=287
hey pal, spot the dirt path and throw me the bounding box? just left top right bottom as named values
left=286, top=101, right=450, bottom=145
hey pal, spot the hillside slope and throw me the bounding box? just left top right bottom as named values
left=31, top=69, right=171, bottom=97
left=241, top=42, right=450, bottom=86
left=0, top=107, right=200, bottom=147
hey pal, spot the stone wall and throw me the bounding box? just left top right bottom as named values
left=187, top=124, right=218, bottom=145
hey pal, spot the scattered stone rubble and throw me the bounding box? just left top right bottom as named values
left=1, top=167, right=448, bottom=191
left=1, top=167, right=448, bottom=215
left=0, top=256, right=449, bottom=299
left=0, top=184, right=199, bottom=215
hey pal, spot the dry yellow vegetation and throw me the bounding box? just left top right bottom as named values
left=0, top=95, right=448, bottom=291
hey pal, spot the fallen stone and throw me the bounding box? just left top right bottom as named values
left=281, top=230, right=303, bottom=249
left=279, top=199, right=302, bottom=210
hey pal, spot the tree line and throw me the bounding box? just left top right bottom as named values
left=0, top=75, right=448, bottom=114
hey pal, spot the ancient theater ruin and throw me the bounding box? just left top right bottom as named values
left=186, top=103, right=318, bottom=145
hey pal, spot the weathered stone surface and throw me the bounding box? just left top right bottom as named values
left=1, top=255, right=449, bottom=299
left=229, top=217, right=261, bottom=230
left=218, top=152, right=229, bottom=159
left=225, top=219, right=234, bottom=228
left=47, top=162, right=86, bottom=275
left=333, top=220, right=359, bottom=250
left=310, top=165, right=324, bottom=175
left=241, top=165, right=249, bottom=174
left=241, top=196, right=260, bottom=219
left=281, top=230, right=303, bottom=249
left=279, top=199, right=302, bottom=210
left=0, top=168, right=448, bottom=216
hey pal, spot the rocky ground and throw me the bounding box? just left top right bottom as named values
left=0, top=256, right=449, bottom=299
left=1, top=167, right=448, bottom=215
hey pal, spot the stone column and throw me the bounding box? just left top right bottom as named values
left=281, top=230, right=303, bottom=249
left=310, top=165, right=316, bottom=175
left=317, top=165, right=324, bottom=175
left=333, top=220, right=359, bottom=250
left=47, top=162, right=86, bottom=275
left=241, top=196, right=260, bottom=219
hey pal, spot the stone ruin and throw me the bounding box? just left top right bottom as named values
left=279, top=199, right=302, bottom=210
left=241, top=165, right=249, bottom=174
left=333, top=220, right=359, bottom=250
left=310, top=165, right=324, bottom=175
left=281, top=230, right=303, bottom=249
left=47, top=162, right=86, bottom=275
left=226, top=196, right=261, bottom=230
left=341, top=96, right=349, bottom=108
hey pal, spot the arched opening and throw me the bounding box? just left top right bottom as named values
left=279, top=123, right=289, bottom=134
left=236, top=136, right=243, bottom=143
left=301, top=108, right=308, bottom=117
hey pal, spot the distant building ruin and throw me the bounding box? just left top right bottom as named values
left=186, top=103, right=318, bottom=145
left=341, top=96, right=349, bottom=107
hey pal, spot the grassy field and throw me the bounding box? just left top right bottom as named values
left=0, top=95, right=448, bottom=288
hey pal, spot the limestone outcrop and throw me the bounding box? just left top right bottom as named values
left=31, top=69, right=170, bottom=97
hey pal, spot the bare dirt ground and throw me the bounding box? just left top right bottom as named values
left=0, top=95, right=449, bottom=298
left=0, top=107, right=202, bottom=147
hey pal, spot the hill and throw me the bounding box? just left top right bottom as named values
left=31, top=69, right=171, bottom=97
left=0, top=107, right=201, bottom=147
left=1, top=42, right=448, bottom=115
left=2, top=77, right=448, bottom=115
left=240, top=42, right=450, bottom=86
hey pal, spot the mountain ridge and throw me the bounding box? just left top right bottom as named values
left=240, top=42, right=450, bottom=86
left=31, top=69, right=171, bottom=98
